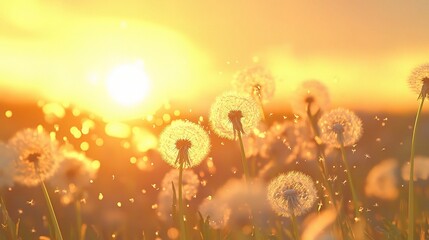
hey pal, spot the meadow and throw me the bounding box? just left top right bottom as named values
left=1, top=65, right=429, bottom=240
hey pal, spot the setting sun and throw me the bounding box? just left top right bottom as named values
left=106, top=61, right=150, bottom=106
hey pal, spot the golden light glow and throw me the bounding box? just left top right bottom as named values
left=132, top=127, right=158, bottom=152
left=105, top=122, right=131, bottom=139
left=1, top=0, right=429, bottom=116
left=106, top=61, right=150, bottom=107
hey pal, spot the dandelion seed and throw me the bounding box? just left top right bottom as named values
left=209, top=92, right=261, bottom=140
left=232, top=66, right=275, bottom=103
left=408, top=63, right=429, bottom=99
left=290, top=80, right=330, bottom=117
left=318, top=108, right=363, bottom=148
left=267, top=171, right=317, bottom=217
left=159, top=120, right=210, bottom=168
left=9, top=128, right=63, bottom=187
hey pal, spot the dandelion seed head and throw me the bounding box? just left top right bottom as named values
left=209, top=92, right=262, bottom=140
left=215, top=179, right=270, bottom=227
left=159, top=120, right=210, bottom=168
left=49, top=145, right=98, bottom=191
left=290, top=80, right=330, bottom=117
left=267, top=171, right=317, bottom=217
left=318, top=108, right=363, bottom=148
left=9, top=128, right=63, bottom=187
left=401, top=156, right=429, bottom=181
left=160, top=168, right=200, bottom=201
left=301, top=207, right=338, bottom=240
left=365, top=158, right=399, bottom=200
left=232, top=66, right=275, bottom=103
left=0, top=143, right=18, bottom=188
left=198, top=198, right=231, bottom=229
left=259, top=121, right=301, bottom=165
left=408, top=63, right=429, bottom=98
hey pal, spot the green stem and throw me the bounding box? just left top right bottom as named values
left=237, top=131, right=251, bottom=183
left=0, top=196, right=17, bottom=240
left=75, top=200, right=83, bottom=240
left=275, top=219, right=286, bottom=240
left=290, top=213, right=299, bottom=240
left=178, top=162, right=186, bottom=240
left=306, top=105, right=334, bottom=206
left=408, top=96, right=425, bottom=240
left=339, top=143, right=360, bottom=219
left=40, top=181, right=64, bottom=240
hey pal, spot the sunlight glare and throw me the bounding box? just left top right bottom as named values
left=106, top=61, right=150, bottom=106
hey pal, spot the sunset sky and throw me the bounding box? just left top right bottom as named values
left=1, top=1, right=429, bottom=120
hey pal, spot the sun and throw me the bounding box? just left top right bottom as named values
left=106, top=61, right=150, bottom=106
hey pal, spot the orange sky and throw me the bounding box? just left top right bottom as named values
left=1, top=1, right=429, bottom=120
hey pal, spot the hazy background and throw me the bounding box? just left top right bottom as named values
left=1, top=1, right=429, bottom=121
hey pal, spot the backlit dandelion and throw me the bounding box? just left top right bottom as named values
left=8, top=127, right=64, bottom=239
left=365, top=158, right=399, bottom=200
left=408, top=63, right=429, bottom=99
left=261, top=120, right=300, bottom=165
left=232, top=66, right=275, bottom=104
left=301, top=207, right=338, bottom=240
left=210, top=92, right=261, bottom=182
left=215, top=179, right=269, bottom=227
left=50, top=146, right=99, bottom=191
left=318, top=108, right=363, bottom=148
left=159, top=120, right=210, bottom=169
left=407, top=63, right=429, bottom=240
left=161, top=169, right=200, bottom=201
left=318, top=108, right=362, bottom=218
left=157, top=169, right=200, bottom=223
left=209, top=92, right=262, bottom=141
left=198, top=198, right=231, bottom=229
left=0, top=143, right=18, bottom=188
left=159, top=120, right=209, bottom=239
left=9, top=127, right=63, bottom=187
left=401, top=156, right=429, bottom=181
left=267, top=171, right=317, bottom=218
left=291, top=80, right=330, bottom=117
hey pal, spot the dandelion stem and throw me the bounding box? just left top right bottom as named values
left=237, top=131, right=251, bottom=183
left=290, top=213, right=300, bottom=240
left=275, top=218, right=286, bottom=240
left=178, top=162, right=186, bottom=240
left=306, top=104, right=332, bottom=204
left=0, top=195, right=17, bottom=240
left=40, top=181, right=64, bottom=240
left=75, top=200, right=83, bottom=240
left=408, top=95, right=425, bottom=240
left=339, top=143, right=360, bottom=219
